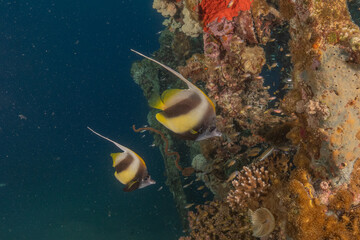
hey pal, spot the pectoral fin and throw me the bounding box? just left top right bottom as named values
left=123, top=180, right=140, bottom=192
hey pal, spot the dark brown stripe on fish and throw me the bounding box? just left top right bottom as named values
left=114, top=154, right=133, bottom=173
left=163, top=93, right=202, bottom=118
left=133, top=162, right=148, bottom=182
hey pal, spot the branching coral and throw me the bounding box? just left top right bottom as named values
left=181, top=153, right=292, bottom=239
left=227, top=164, right=271, bottom=208
left=224, top=156, right=360, bottom=240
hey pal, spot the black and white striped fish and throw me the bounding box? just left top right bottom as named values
left=88, top=127, right=155, bottom=192
left=131, top=49, right=221, bottom=141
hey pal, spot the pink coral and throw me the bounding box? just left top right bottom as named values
left=203, top=33, right=221, bottom=62
left=207, top=18, right=234, bottom=51
left=207, top=17, right=234, bottom=36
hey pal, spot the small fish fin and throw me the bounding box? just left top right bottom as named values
left=123, top=180, right=140, bottom=192
left=148, top=93, right=165, bottom=110
left=161, top=89, right=183, bottom=103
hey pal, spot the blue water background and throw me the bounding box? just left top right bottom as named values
left=0, top=0, right=182, bottom=239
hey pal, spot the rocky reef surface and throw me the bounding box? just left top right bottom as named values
left=131, top=0, right=360, bottom=239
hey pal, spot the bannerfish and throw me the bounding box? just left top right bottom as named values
left=131, top=49, right=221, bottom=141
left=88, top=127, right=155, bottom=192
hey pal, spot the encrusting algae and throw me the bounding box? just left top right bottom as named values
left=129, top=0, right=360, bottom=238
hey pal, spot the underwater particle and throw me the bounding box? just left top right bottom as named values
left=18, top=114, right=27, bottom=120
left=197, top=185, right=205, bottom=190
left=248, top=207, right=275, bottom=238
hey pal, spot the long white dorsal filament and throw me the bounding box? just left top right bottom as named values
left=130, top=49, right=199, bottom=92
left=87, top=127, right=130, bottom=153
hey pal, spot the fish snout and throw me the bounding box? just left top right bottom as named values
left=138, top=175, right=156, bottom=189
left=147, top=176, right=156, bottom=185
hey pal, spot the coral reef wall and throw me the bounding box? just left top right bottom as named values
left=130, top=0, right=360, bottom=239
left=280, top=0, right=360, bottom=188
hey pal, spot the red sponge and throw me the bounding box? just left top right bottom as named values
left=198, top=0, right=253, bottom=31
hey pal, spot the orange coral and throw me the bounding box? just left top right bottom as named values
left=198, top=0, right=253, bottom=31
left=284, top=169, right=360, bottom=240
